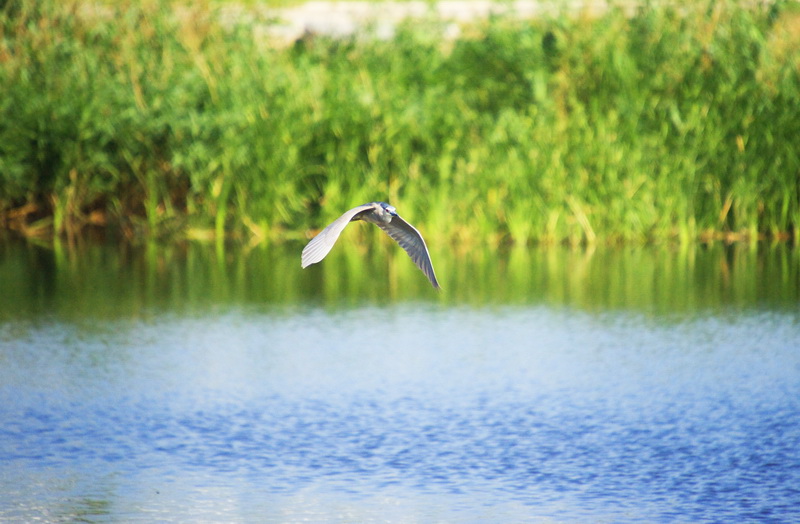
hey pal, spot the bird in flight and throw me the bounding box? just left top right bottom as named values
left=301, top=201, right=440, bottom=289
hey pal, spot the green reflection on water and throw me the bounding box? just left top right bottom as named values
left=0, top=238, right=797, bottom=319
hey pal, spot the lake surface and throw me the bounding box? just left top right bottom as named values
left=1, top=239, right=799, bottom=522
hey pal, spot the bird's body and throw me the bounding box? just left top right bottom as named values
left=301, top=202, right=440, bottom=289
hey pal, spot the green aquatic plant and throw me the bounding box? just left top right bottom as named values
left=1, top=0, right=798, bottom=244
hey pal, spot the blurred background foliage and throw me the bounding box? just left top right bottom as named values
left=1, top=0, right=798, bottom=246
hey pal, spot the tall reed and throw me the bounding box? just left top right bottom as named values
left=1, top=0, right=798, bottom=244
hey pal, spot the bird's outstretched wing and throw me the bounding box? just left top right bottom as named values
left=301, top=203, right=375, bottom=268
left=377, top=215, right=440, bottom=289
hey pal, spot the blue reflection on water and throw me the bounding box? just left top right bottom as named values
left=1, top=307, right=799, bottom=522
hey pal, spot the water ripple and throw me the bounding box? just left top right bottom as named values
left=1, top=307, right=799, bottom=522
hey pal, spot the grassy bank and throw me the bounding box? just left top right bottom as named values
left=1, top=0, right=799, bottom=245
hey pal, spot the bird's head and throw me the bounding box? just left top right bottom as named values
left=378, top=202, right=398, bottom=216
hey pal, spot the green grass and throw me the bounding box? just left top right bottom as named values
left=1, top=0, right=799, bottom=245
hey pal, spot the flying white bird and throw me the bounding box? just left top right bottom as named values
left=301, top=201, right=440, bottom=289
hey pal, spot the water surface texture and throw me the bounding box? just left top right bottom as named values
left=1, top=241, right=799, bottom=522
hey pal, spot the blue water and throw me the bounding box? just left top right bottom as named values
left=2, top=306, right=800, bottom=522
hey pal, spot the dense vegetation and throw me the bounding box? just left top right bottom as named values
left=1, top=0, right=799, bottom=245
